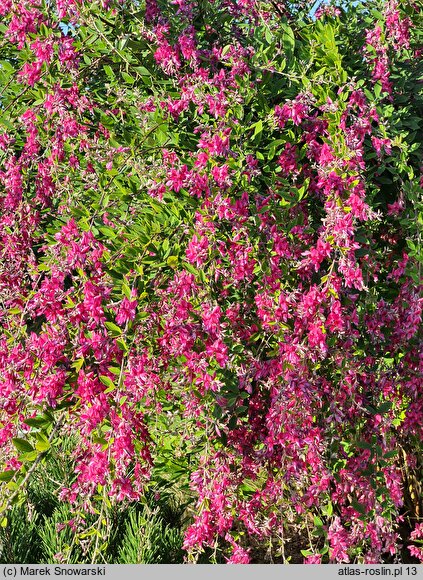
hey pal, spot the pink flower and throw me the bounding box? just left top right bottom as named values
left=75, top=450, right=109, bottom=485
left=347, top=192, right=370, bottom=221
left=201, top=303, right=222, bottom=334
left=183, top=510, right=215, bottom=550
left=195, top=151, right=209, bottom=167
left=18, top=60, right=43, bottom=86
left=178, top=30, right=197, bottom=62
left=30, top=38, right=53, bottom=63
left=328, top=517, right=350, bottom=562
left=278, top=143, right=298, bottom=174
left=116, top=296, right=137, bottom=325
left=326, top=300, right=344, bottom=332
left=206, top=338, right=228, bottom=368
left=186, top=234, right=209, bottom=267
left=304, top=554, right=322, bottom=564
left=319, top=143, right=334, bottom=166
left=308, top=322, right=327, bottom=353
left=58, top=37, right=79, bottom=68
left=410, top=523, right=423, bottom=540
left=227, top=544, right=250, bottom=564
left=387, top=196, right=405, bottom=215
left=304, top=238, right=332, bottom=272
left=371, top=136, right=392, bottom=157
left=154, top=40, right=181, bottom=74
left=385, top=0, right=411, bottom=50
left=111, top=477, right=140, bottom=501
left=211, top=164, right=232, bottom=187
left=408, top=546, right=423, bottom=562
left=315, top=5, right=341, bottom=19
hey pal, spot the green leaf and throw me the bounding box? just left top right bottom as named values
left=377, top=401, right=392, bottom=414
left=72, top=358, right=84, bottom=372
left=116, top=337, right=128, bottom=353
left=322, top=502, right=333, bottom=517
left=98, top=226, right=116, bottom=238
left=253, top=120, right=263, bottom=138
left=103, top=65, right=115, bottom=79
left=35, top=438, right=50, bottom=452
left=0, top=470, right=16, bottom=482
left=351, top=500, right=366, bottom=515
left=19, top=450, right=39, bottom=462
left=135, top=65, right=151, bottom=78
left=314, top=515, right=324, bottom=528
left=99, top=375, right=115, bottom=389
left=265, top=27, right=272, bottom=44
left=24, top=416, right=51, bottom=428
left=281, top=23, right=295, bottom=58
left=105, top=321, right=122, bottom=336
left=92, top=436, right=108, bottom=447
left=122, top=72, right=135, bottom=84
left=122, top=282, right=131, bottom=299
left=167, top=255, right=178, bottom=269
left=12, top=438, right=34, bottom=453
left=357, top=440, right=372, bottom=450
left=383, top=450, right=397, bottom=459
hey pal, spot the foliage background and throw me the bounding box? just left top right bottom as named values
left=0, top=0, right=421, bottom=564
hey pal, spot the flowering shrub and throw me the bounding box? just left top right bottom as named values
left=0, top=0, right=422, bottom=564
